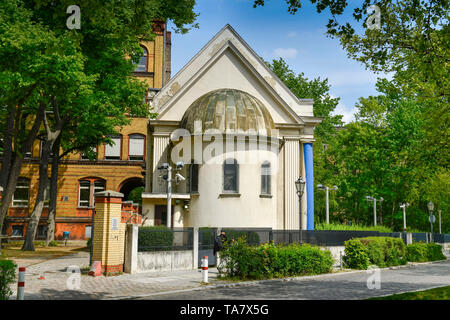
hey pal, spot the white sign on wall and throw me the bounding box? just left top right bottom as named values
left=111, top=218, right=119, bottom=231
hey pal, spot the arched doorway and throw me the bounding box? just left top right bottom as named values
left=119, top=177, right=144, bottom=202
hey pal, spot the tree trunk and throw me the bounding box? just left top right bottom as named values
left=22, top=139, right=52, bottom=251
left=0, top=103, right=45, bottom=235
left=45, top=136, right=61, bottom=246
left=0, top=105, right=16, bottom=189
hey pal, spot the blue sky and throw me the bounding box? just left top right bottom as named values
left=168, top=0, right=389, bottom=123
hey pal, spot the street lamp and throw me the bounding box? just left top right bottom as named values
left=399, top=202, right=409, bottom=231
left=366, top=195, right=383, bottom=226
left=295, top=177, right=306, bottom=244
left=438, top=210, right=442, bottom=234
left=317, top=184, right=338, bottom=224
left=157, top=162, right=185, bottom=228
left=427, top=201, right=434, bottom=239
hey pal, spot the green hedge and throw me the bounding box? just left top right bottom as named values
left=344, top=237, right=446, bottom=269
left=218, top=237, right=333, bottom=280
left=0, top=259, right=16, bottom=300
left=406, top=243, right=446, bottom=262
left=343, top=237, right=407, bottom=269
left=138, top=226, right=174, bottom=251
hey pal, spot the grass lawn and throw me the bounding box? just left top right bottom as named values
left=369, top=286, right=450, bottom=300
left=0, top=242, right=89, bottom=261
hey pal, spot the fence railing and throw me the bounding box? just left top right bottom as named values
left=138, top=227, right=193, bottom=252
left=220, top=228, right=450, bottom=246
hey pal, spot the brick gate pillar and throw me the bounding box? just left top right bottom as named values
left=92, top=190, right=125, bottom=275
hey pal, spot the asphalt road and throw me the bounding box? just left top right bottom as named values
left=133, top=259, right=450, bottom=300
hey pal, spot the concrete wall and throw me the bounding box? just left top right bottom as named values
left=322, top=246, right=345, bottom=268
left=136, top=250, right=193, bottom=273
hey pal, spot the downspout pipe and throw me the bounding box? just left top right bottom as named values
left=162, top=20, right=167, bottom=87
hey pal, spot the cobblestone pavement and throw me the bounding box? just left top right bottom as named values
left=10, top=252, right=224, bottom=300
left=10, top=251, right=450, bottom=300
left=135, top=259, right=450, bottom=300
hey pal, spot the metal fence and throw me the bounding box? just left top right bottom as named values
left=220, top=228, right=450, bottom=246
left=138, top=227, right=193, bottom=252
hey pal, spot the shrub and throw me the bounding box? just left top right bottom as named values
left=344, top=237, right=407, bottom=269
left=0, top=259, right=17, bottom=300
left=86, top=238, right=92, bottom=248
left=343, top=239, right=370, bottom=269
left=406, top=243, right=446, bottom=262
left=48, top=241, right=58, bottom=247
left=138, top=226, right=174, bottom=251
left=218, top=237, right=333, bottom=280
left=316, top=223, right=393, bottom=233
left=222, top=229, right=260, bottom=246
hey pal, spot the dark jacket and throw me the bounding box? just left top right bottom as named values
left=213, top=234, right=227, bottom=255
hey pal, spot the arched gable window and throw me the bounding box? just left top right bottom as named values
left=261, top=161, right=271, bottom=195
left=223, top=159, right=238, bottom=193
left=134, top=46, right=148, bottom=72
left=78, top=178, right=106, bottom=208
left=12, top=177, right=30, bottom=207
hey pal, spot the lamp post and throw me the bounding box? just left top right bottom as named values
left=317, top=184, right=338, bottom=224
left=295, top=177, right=306, bottom=244
left=438, top=210, right=442, bottom=234
left=399, top=203, right=409, bottom=232
left=427, top=201, right=434, bottom=241
left=157, top=162, right=185, bottom=228
left=366, top=196, right=383, bottom=226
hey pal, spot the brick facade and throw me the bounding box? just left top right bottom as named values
left=2, top=23, right=170, bottom=240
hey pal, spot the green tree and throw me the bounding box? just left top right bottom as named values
left=0, top=0, right=198, bottom=250
left=267, top=58, right=343, bottom=222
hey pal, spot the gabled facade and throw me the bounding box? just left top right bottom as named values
left=143, top=25, right=321, bottom=230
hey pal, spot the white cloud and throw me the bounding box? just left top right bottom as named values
left=330, top=98, right=357, bottom=124
left=287, top=31, right=297, bottom=38
left=272, top=48, right=298, bottom=59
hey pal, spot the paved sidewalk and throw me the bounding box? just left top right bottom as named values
left=9, top=250, right=450, bottom=300
left=10, top=252, right=225, bottom=300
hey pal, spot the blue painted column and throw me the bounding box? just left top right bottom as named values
left=303, top=143, right=314, bottom=230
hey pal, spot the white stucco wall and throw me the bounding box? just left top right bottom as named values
left=181, top=146, right=279, bottom=228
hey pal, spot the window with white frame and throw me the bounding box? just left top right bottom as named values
left=129, top=134, right=145, bottom=160
left=105, top=136, right=121, bottom=160
left=78, top=179, right=105, bottom=207
left=13, top=177, right=30, bottom=207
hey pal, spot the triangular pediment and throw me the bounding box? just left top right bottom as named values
left=152, top=24, right=314, bottom=125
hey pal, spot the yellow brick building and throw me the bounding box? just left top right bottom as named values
left=4, top=22, right=171, bottom=240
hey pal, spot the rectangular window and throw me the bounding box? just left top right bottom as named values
left=105, top=136, right=121, bottom=160
left=223, top=160, right=238, bottom=192
left=85, top=226, right=92, bottom=239
left=94, top=180, right=105, bottom=196
left=129, top=135, right=145, bottom=161
left=12, top=225, right=24, bottom=237
left=78, top=180, right=91, bottom=207
left=37, top=225, right=47, bottom=239
left=261, top=163, right=271, bottom=195
left=13, top=178, right=29, bottom=207
left=189, top=164, right=199, bottom=193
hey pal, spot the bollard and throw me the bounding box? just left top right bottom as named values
left=17, top=267, right=25, bottom=300
left=201, top=256, right=208, bottom=283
